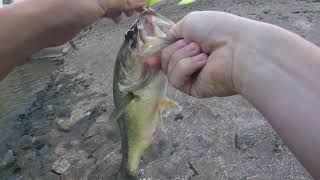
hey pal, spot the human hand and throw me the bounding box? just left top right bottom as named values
left=149, top=11, right=264, bottom=98
left=31, top=0, right=147, bottom=46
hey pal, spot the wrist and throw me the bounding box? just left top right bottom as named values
left=232, top=22, right=286, bottom=96
left=233, top=20, right=320, bottom=98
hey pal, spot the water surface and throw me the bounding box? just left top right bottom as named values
left=0, top=59, right=56, bottom=130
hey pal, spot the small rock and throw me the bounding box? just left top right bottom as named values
left=47, top=105, right=54, bottom=111
left=54, top=118, right=70, bottom=131
left=246, top=174, right=263, bottom=180
left=48, top=129, right=63, bottom=144
left=18, top=114, right=26, bottom=120
left=69, top=41, right=78, bottom=50
left=38, top=144, right=50, bottom=155
left=56, top=84, right=63, bottom=92
left=273, top=136, right=284, bottom=154
left=234, top=134, right=256, bottom=151
left=25, top=150, right=36, bottom=160
left=263, top=9, right=271, bottom=14
left=18, top=135, right=33, bottom=150
left=54, top=142, right=67, bottom=156
left=52, top=158, right=71, bottom=175
left=0, top=150, right=16, bottom=168
left=70, top=140, right=80, bottom=146
left=174, top=113, right=184, bottom=121
left=62, top=47, right=71, bottom=55
left=85, top=111, right=91, bottom=117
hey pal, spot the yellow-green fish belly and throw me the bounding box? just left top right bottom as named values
left=116, top=74, right=167, bottom=176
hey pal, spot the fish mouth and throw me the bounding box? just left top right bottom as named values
left=125, top=9, right=159, bottom=42
left=119, top=9, right=176, bottom=93
left=125, top=8, right=175, bottom=54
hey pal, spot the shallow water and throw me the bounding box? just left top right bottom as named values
left=0, top=58, right=56, bottom=130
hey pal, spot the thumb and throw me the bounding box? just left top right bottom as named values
left=125, top=0, right=148, bottom=9
left=98, top=0, right=147, bottom=12
left=167, top=19, right=185, bottom=39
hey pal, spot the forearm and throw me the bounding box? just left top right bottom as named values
left=236, top=23, right=320, bottom=177
left=0, top=0, right=104, bottom=80
left=0, top=1, right=49, bottom=79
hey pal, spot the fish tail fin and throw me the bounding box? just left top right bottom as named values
left=116, top=150, right=142, bottom=180
left=115, top=166, right=137, bottom=180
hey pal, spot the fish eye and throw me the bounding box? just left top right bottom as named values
left=125, top=28, right=135, bottom=42
left=125, top=20, right=138, bottom=41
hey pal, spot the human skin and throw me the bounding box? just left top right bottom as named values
left=0, top=0, right=146, bottom=79
left=149, top=11, right=320, bottom=178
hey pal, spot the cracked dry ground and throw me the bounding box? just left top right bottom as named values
left=1, top=0, right=319, bottom=179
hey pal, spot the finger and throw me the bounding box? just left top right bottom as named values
left=126, top=0, right=148, bottom=9
left=168, top=53, right=207, bottom=93
left=135, top=7, right=144, bottom=12
left=166, top=18, right=185, bottom=39
left=104, top=11, right=119, bottom=16
left=161, top=39, right=187, bottom=74
left=112, top=15, right=122, bottom=23
left=167, top=42, right=201, bottom=78
left=124, top=10, right=134, bottom=17
left=99, top=0, right=147, bottom=12
left=105, top=11, right=123, bottom=23
left=147, top=55, right=161, bottom=69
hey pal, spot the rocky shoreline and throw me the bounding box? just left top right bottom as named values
left=1, top=0, right=319, bottom=179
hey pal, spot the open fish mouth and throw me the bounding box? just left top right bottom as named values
left=125, top=8, right=175, bottom=54
left=118, top=9, right=178, bottom=93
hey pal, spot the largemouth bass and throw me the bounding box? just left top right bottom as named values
left=111, top=9, right=181, bottom=180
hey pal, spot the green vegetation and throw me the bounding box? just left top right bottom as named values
left=145, top=0, right=196, bottom=8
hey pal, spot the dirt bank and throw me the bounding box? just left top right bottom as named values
left=1, top=0, right=319, bottom=179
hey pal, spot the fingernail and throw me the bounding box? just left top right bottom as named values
left=194, top=54, right=206, bottom=62
left=137, top=0, right=148, bottom=5
left=173, top=40, right=187, bottom=49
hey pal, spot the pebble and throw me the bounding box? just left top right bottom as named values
left=52, top=158, right=71, bottom=175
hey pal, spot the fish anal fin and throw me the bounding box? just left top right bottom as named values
left=159, top=98, right=182, bottom=116
left=142, top=143, right=159, bottom=162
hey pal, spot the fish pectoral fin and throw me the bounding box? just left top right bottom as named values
left=108, top=93, right=135, bottom=123
left=159, top=98, right=182, bottom=115
left=104, top=93, right=136, bottom=142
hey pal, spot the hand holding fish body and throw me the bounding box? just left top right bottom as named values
left=112, top=9, right=181, bottom=179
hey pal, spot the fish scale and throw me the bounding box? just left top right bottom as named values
left=109, top=9, right=182, bottom=180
